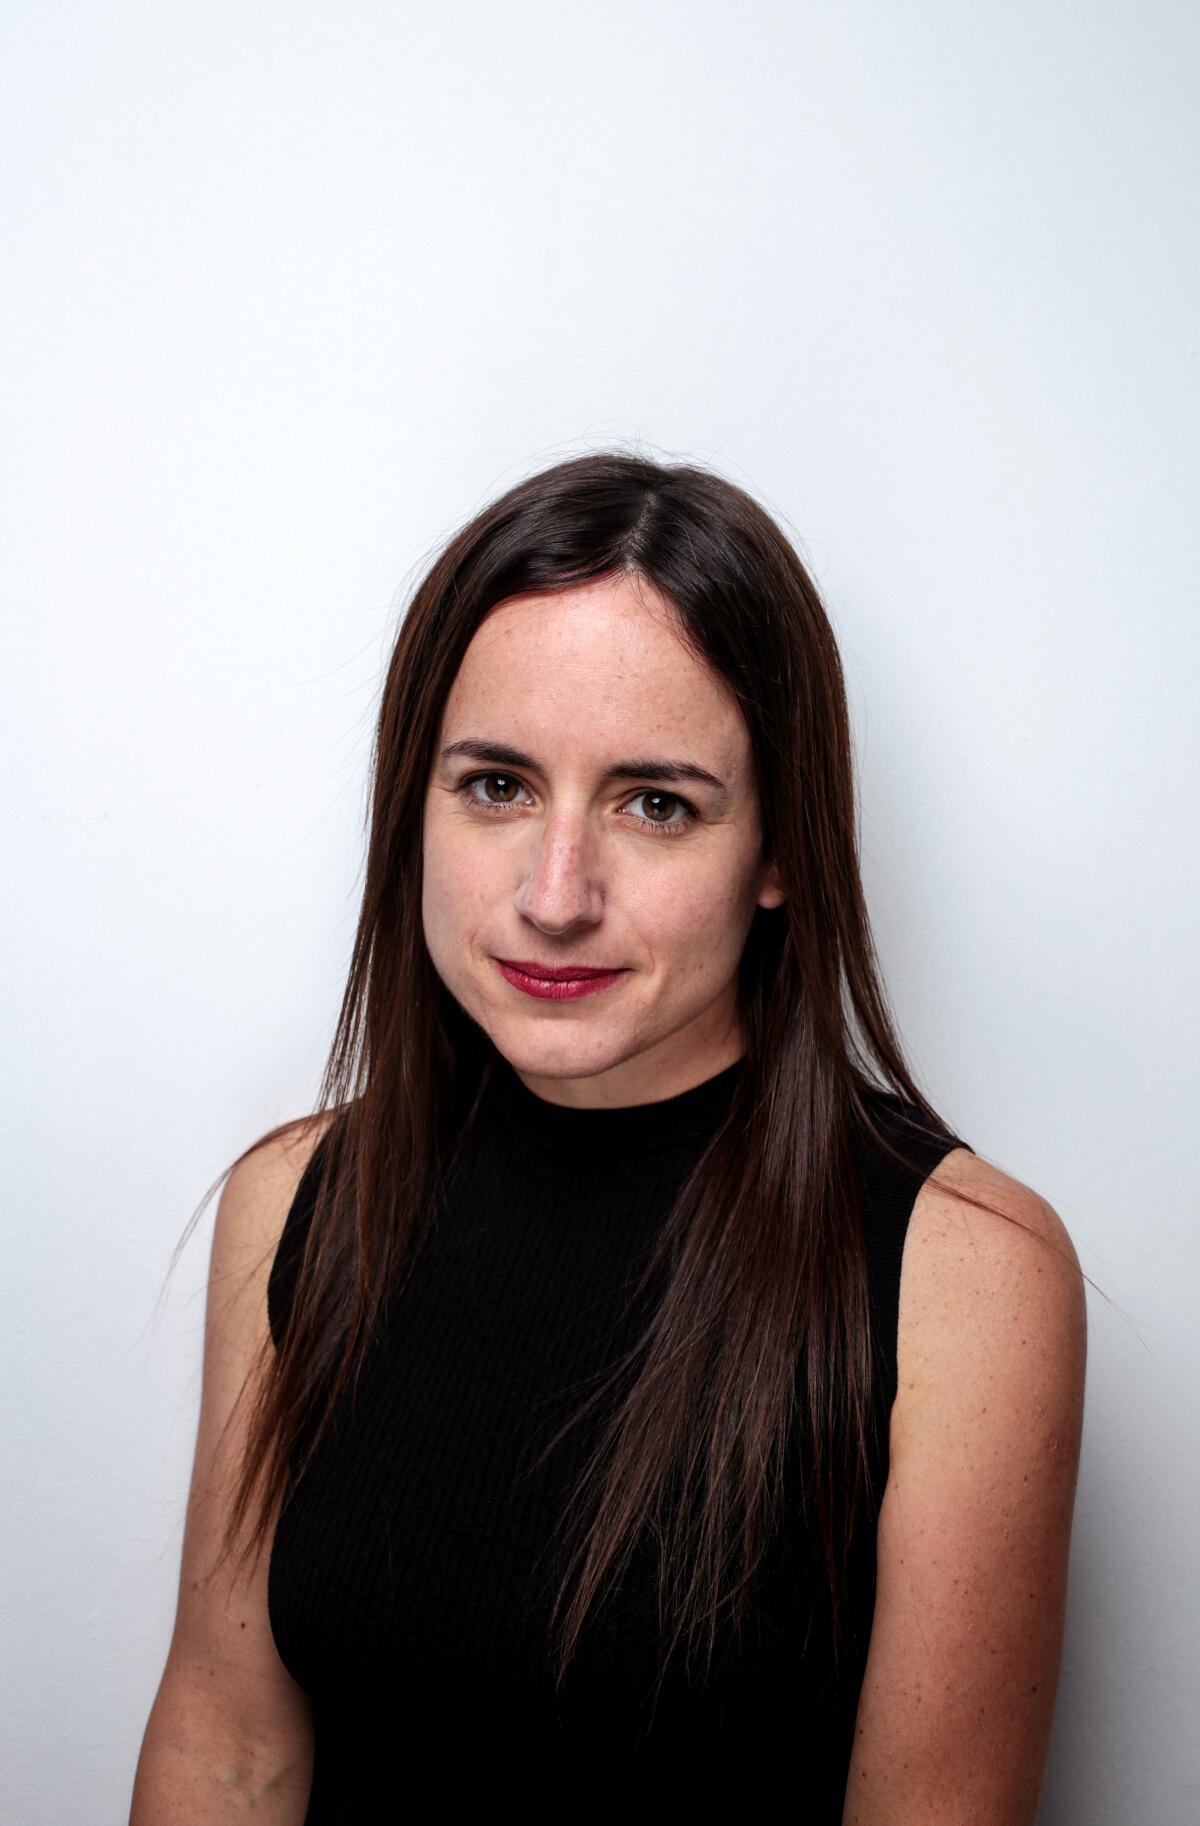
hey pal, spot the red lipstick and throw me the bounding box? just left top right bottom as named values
left=493, top=957, right=629, bottom=1001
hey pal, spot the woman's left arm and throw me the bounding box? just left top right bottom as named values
left=843, top=1149, right=1088, bottom=1826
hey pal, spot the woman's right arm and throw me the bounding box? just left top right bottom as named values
left=129, top=1117, right=332, bottom=1823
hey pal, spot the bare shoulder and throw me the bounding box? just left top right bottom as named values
left=202, top=1109, right=340, bottom=1336
left=219, top=1108, right=338, bottom=1264
left=912, top=1142, right=1080, bottom=1261
left=895, top=1145, right=1086, bottom=1426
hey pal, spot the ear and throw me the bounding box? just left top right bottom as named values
left=756, top=856, right=786, bottom=911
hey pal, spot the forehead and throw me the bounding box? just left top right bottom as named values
left=441, top=575, right=749, bottom=766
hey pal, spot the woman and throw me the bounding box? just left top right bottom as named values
left=131, top=451, right=1087, bottom=1822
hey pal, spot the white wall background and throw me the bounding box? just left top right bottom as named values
left=3, top=3, right=1196, bottom=1820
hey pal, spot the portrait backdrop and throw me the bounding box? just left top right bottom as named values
left=2, top=4, right=1196, bottom=1822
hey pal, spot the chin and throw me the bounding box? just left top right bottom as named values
left=493, top=1027, right=631, bottom=1080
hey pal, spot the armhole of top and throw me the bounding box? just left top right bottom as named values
left=856, top=1085, right=974, bottom=1183
left=852, top=1088, right=975, bottom=1441
left=266, top=1126, right=333, bottom=1352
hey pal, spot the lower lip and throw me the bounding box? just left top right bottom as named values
left=494, top=960, right=628, bottom=1001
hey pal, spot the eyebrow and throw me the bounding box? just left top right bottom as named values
left=439, top=738, right=729, bottom=797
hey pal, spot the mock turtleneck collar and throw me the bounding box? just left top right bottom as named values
left=483, top=1047, right=747, bottom=1156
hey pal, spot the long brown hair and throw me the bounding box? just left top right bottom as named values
left=170, top=447, right=1085, bottom=1712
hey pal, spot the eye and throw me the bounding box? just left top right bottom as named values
left=455, top=774, right=698, bottom=838
left=622, top=789, right=698, bottom=835
left=458, top=772, right=530, bottom=811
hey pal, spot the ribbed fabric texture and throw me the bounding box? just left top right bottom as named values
left=266, top=1052, right=969, bottom=1817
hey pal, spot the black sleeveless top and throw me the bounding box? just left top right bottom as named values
left=266, top=1054, right=970, bottom=1818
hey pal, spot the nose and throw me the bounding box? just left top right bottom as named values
left=512, top=811, right=604, bottom=933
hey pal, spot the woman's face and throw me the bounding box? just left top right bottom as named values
left=421, top=573, right=784, bottom=1107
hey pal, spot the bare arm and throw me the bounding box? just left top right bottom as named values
left=130, top=1116, right=333, bottom=1823
left=842, top=1148, right=1087, bottom=1825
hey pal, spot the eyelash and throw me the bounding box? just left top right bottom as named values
left=455, top=772, right=700, bottom=838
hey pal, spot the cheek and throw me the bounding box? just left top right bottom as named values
left=421, top=819, right=494, bottom=945
left=645, top=864, right=754, bottom=959
left=423, top=800, right=468, bottom=893
left=420, top=818, right=465, bottom=947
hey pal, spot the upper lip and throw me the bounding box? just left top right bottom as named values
left=496, top=957, right=626, bottom=981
